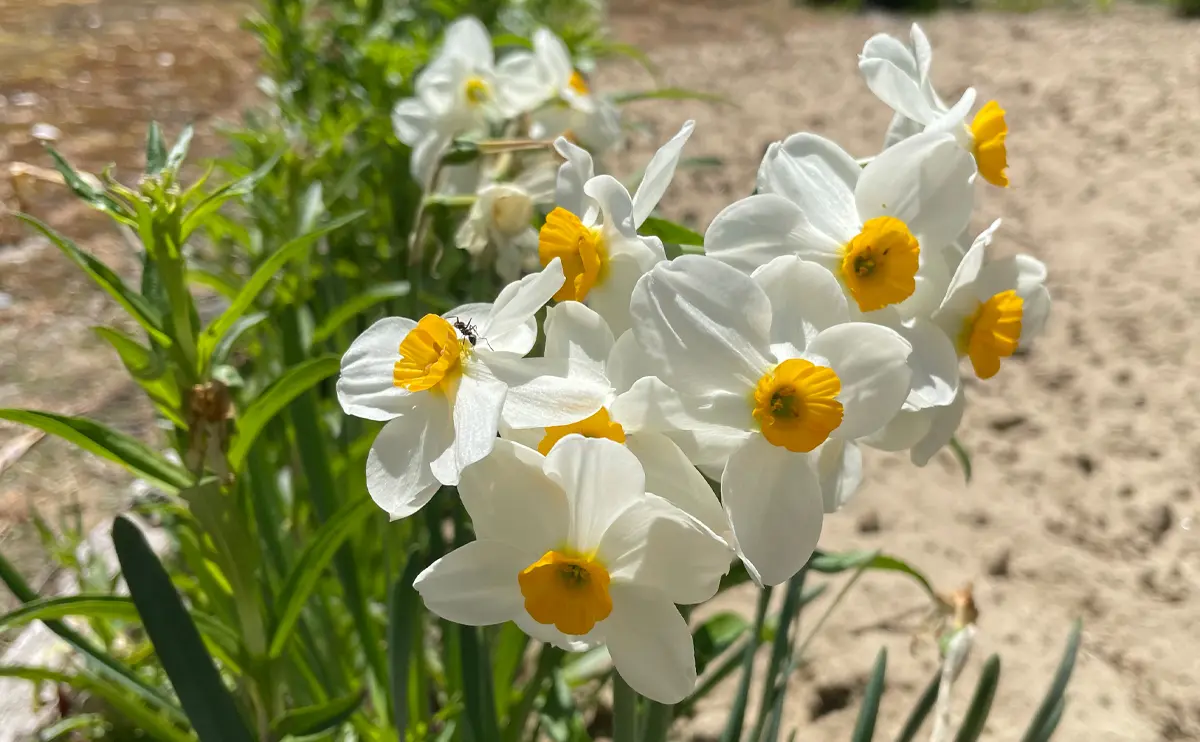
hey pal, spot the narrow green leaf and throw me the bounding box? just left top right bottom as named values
left=15, top=214, right=170, bottom=346
left=1020, top=620, right=1082, bottom=742
left=460, top=623, right=501, bottom=742
left=720, top=586, right=772, bottom=742
left=809, top=550, right=937, bottom=600
left=273, top=690, right=364, bottom=738
left=112, top=516, right=256, bottom=742
left=146, top=122, right=167, bottom=174
left=188, top=267, right=241, bottom=298
left=591, top=40, right=659, bottom=77
left=850, top=648, right=888, bottom=742
left=181, top=151, right=281, bottom=241
left=894, top=668, right=940, bottom=742
left=0, top=666, right=190, bottom=742
left=198, top=212, right=364, bottom=366
left=639, top=216, right=704, bottom=247
left=503, top=644, right=564, bottom=742
left=43, top=146, right=128, bottom=219
left=491, top=32, right=533, bottom=48
left=613, top=87, right=734, bottom=106
left=949, top=436, right=972, bottom=483
left=226, top=355, right=340, bottom=471
left=493, top=621, right=530, bottom=711
left=389, top=553, right=424, bottom=734
left=310, top=281, right=411, bottom=347
left=211, top=311, right=269, bottom=367
left=612, top=674, right=640, bottom=742
left=693, top=612, right=750, bottom=676
left=92, top=327, right=185, bottom=427
left=166, top=124, right=195, bottom=173
left=0, top=409, right=190, bottom=492
left=955, top=655, right=1001, bottom=742
left=268, top=496, right=375, bottom=658
left=752, top=569, right=809, bottom=742
left=34, top=713, right=107, bottom=740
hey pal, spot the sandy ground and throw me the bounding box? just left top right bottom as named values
left=2, top=0, right=1198, bottom=739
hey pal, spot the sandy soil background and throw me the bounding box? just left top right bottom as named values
left=1, top=0, right=1198, bottom=739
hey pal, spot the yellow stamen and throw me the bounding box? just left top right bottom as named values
left=840, top=216, right=920, bottom=313
left=970, top=100, right=1009, bottom=188
left=960, top=290, right=1023, bottom=380
left=538, top=207, right=606, bottom=302
left=518, top=550, right=612, bottom=635
left=751, top=359, right=844, bottom=453
left=392, top=315, right=469, bottom=393
left=538, top=408, right=626, bottom=455
left=464, top=76, right=490, bottom=106
left=568, top=70, right=590, bottom=96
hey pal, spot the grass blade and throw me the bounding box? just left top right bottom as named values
left=146, top=122, right=167, bottom=174
left=954, top=655, right=1001, bottom=742
left=750, top=569, right=808, bottom=742
left=809, top=550, right=937, bottom=601
left=267, top=496, right=375, bottom=658
left=389, top=553, right=425, bottom=734
left=0, top=409, right=191, bottom=492
left=1019, top=620, right=1082, bottom=742
left=272, top=690, right=364, bottom=738
left=720, top=586, right=772, bottom=742
left=949, top=436, right=972, bottom=483
left=112, top=516, right=256, bottom=742
left=613, top=87, right=734, bottom=106
left=310, top=281, right=411, bottom=347
left=851, top=648, right=888, bottom=742
left=894, top=668, right=940, bottom=742
left=226, top=355, right=340, bottom=471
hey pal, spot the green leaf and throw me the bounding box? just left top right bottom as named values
left=227, top=355, right=341, bottom=471
left=188, top=267, right=241, bottom=299
left=639, top=216, right=704, bottom=247
left=197, top=212, right=364, bottom=368
left=211, top=311, right=269, bottom=367
left=955, top=655, right=1001, bottom=742
left=273, top=690, right=364, bottom=738
left=34, top=713, right=107, bottom=740
left=181, top=150, right=281, bottom=241
left=1020, top=620, right=1082, bottom=742
left=720, top=587, right=772, bottom=742
left=166, top=124, right=195, bottom=173
left=809, top=550, right=937, bottom=600
left=310, top=281, right=411, bottom=347
left=492, top=621, right=530, bottom=710
left=693, top=612, right=749, bottom=676
left=851, top=648, right=888, bottom=742
left=15, top=214, right=170, bottom=346
left=43, top=146, right=129, bottom=219
left=268, top=496, right=376, bottom=658
left=92, top=327, right=186, bottom=427
left=950, top=436, right=972, bottom=483
left=112, top=516, right=257, bottom=742
left=459, top=623, right=502, bottom=742
left=145, top=122, right=167, bottom=174
left=613, top=87, right=734, bottom=106
left=0, top=409, right=191, bottom=492
left=590, top=40, right=658, bottom=78
left=894, top=668, right=940, bottom=742
left=389, top=554, right=425, bottom=734
left=0, top=666, right=190, bottom=742
left=752, top=569, right=809, bottom=742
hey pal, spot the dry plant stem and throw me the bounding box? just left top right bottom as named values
left=930, top=625, right=977, bottom=742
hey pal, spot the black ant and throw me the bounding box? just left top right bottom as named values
left=451, top=317, right=481, bottom=347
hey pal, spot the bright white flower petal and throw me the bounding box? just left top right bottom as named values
left=752, top=256, right=850, bottom=353
left=721, top=435, right=824, bottom=587
left=542, top=436, right=646, bottom=554
left=604, top=584, right=696, bottom=704
left=584, top=252, right=649, bottom=336
left=757, top=134, right=861, bottom=243
left=514, top=612, right=598, bottom=652
left=484, top=258, right=565, bottom=342
left=630, top=120, right=694, bottom=228
left=484, top=354, right=610, bottom=429
left=544, top=301, right=615, bottom=367
left=625, top=432, right=729, bottom=538
left=817, top=438, right=863, bottom=513
left=458, top=440, right=566, bottom=556
left=606, top=330, right=657, bottom=395
left=610, top=378, right=752, bottom=468
left=897, top=318, right=960, bottom=410
left=414, top=540, right=526, bottom=625
left=704, top=194, right=841, bottom=273
left=533, top=27, right=573, bottom=90
left=806, top=323, right=912, bottom=440
left=440, top=16, right=493, bottom=67
left=367, top=399, right=453, bottom=518
left=496, top=51, right=550, bottom=116
left=392, top=99, right=431, bottom=145
left=554, top=137, right=595, bottom=216
left=861, top=408, right=934, bottom=452
left=429, top=368, right=507, bottom=485
left=338, top=316, right=418, bottom=421
left=859, top=36, right=936, bottom=125
left=912, top=387, right=966, bottom=466
left=584, top=175, right=636, bottom=237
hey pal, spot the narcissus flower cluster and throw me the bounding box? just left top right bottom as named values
left=346, top=20, right=1050, bottom=704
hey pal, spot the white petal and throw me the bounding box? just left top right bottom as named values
left=816, top=438, right=863, bottom=513
left=392, top=98, right=431, bottom=145
left=483, top=353, right=610, bottom=429
left=606, top=330, right=657, bottom=395
left=431, top=367, right=507, bottom=484
left=629, top=256, right=773, bottom=396
left=604, top=584, right=696, bottom=704
left=584, top=175, right=636, bottom=238
left=861, top=408, right=934, bottom=452
left=543, top=301, right=615, bottom=367
left=806, top=323, right=913, bottom=440
left=338, top=316, right=417, bottom=421
left=883, top=111, right=925, bottom=149
left=751, top=256, right=849, bottom=352
left=934, top=221, right=994, bottom=331
left=584, top=252, right=647, bottom=336
left=410, top=130, right=450, bottom=182
left=554, top=138, right=595, bottom=216
left=484, top=258, right=565, bottom=343
left=532, top=27, right=572, bottom=91
left=856, top=130, right=976, bottom=253
left=859, top=37, right=938, bottom=125
left=705, top=194, right=842, bottom=273
left=367, top=400, right=453, bottom=518
left=911, top=23, right=934, bottom=83
left=414, top=54, right=463, bottom=115
left=897, top=318, right=959, bottom=410
left=610, top=378, right=753, bottom=467
left=721, top=436, right=823, bottom=587
left=911, top=388, right=966, bottom=466
left=440, top=16, right=493, bottom=67
left=756, top=134, right=861, bottom=243
left=625, top=432, right=730, bottom=538
left=542, top=436, right=646, bottom=554
left=496, top=51, right=551, bottom=116
left=515, top=612, right=598, bottom=652
left=630, top=120, right=694, bottom=228
left=414, top=540, right=525, bottom=625
left=459, top=439, right=566, bottom=556
left=443, top=302, right=528, bottom=356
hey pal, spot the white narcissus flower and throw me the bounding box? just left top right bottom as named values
left=625, top=255, right=913, bottom=585
left=537, top=121, right=694, bottom=334
left=858, top=23, right=1010, bottom=187
left=337, top=259, right=609, bottom=520
left=456, top=164, right=557, bottom=282
left=414, top=436, right=732, bottom=703
left=503, top=300, right=732, bottom=543
left=526, top=28, right=622, bottom=156
left=932, top=222, right=1051, bottom=381
left=392, top=17, right=547, bottom=181
left=705, top=130, right=976, bottom=321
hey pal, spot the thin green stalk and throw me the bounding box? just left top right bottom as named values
left=779, top=555, right=876, bottom=686
left=613, top=673, right=640, bottom=742
left=721, top=586, right=773, bottom=742
left=642, top=701, right=674, bottom=742
left=502, top=644, right=564, bottom=742
left=748, top=568, right=808, bottom=742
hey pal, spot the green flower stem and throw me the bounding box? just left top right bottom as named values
left=613, top=673, right=641, bottom=742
